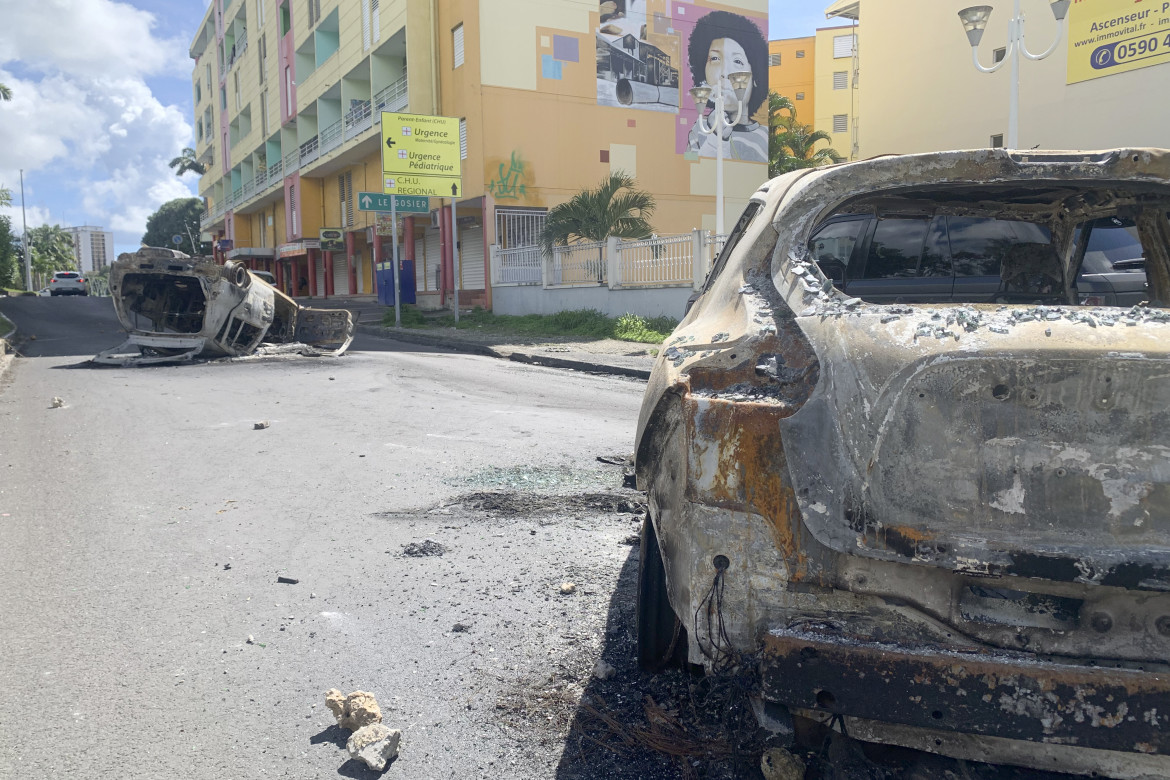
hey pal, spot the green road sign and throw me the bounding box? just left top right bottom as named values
left=357, top=192, right=430, bottom=213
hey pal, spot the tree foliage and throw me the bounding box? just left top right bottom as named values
left=0, top=83, right=11, bottom=101
left=768, top=91, right=844, bottom=177
left=27, top=224, right=77, bottom=278
left=0, top=215, right=18, bottom=288
left=168, top=147, right=206, bottom=177
left=142, top=197, right=206, bottom=256
left=538, top=172, right=655, bottom=253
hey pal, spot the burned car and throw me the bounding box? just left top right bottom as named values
left=635, top=149, right=1170, bottom=778
left=94, top=247, right=354, bottom=365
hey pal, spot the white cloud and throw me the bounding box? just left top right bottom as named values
left=0, top=0, right=190, bottom=80
left=0, top=0, right=199, bottom=254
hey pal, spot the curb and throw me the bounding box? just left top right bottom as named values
left=355, top=324, right=651, bottom=380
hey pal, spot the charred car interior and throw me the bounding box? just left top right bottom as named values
left=94, top=247, right=355, bottom=365
left=634, top=149, right=1170, bottom=778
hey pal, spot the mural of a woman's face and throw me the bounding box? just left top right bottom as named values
left=704, top=37, right=752, bottom=122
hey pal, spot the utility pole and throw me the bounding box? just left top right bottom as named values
left=19, top=169, right=31, bottom=291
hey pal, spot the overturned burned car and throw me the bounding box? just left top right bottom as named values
left=635, top=149, right=1170, bottom=778
left=94, top=247, right=354, bottom=365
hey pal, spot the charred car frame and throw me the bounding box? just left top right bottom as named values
left=635, top=149, right=1170, bottom=778
left=94, top=247, right=354, bottom=365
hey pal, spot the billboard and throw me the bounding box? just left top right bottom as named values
left=1067, top=0, right=1170, bottom=84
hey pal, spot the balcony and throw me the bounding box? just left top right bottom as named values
left=226, top=30, right=248, bottom=70
left=284, top=149, right=300, bottom=174
left=319, top=118, right=343, bottom=156
left=373, top=73, right=408, bottom=115
left=299, top=136, right=319, bottom=166
left=343, top=100, right=373, bottom=141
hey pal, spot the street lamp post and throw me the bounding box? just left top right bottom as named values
left=689, top=69, right=752, bottom=236
left=957, top=0, right=1070, bottom=149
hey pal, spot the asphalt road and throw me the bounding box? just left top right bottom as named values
left=0, top=295, right=654, bottom=779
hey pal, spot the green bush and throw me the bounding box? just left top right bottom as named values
left=381, top=306, right=677, bottom=344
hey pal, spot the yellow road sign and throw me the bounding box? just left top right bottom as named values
left=381, top=112, right=462, bottom=179
left=383, top=174, right=462, bottom=198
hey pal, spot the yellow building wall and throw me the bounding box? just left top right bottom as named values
left=471, top=0, right=771, bottom=234
left=854, top=0, right=1170, bottom=156
left=768, top=36, right=815, bottom=125
left=814, top=25, right=859, bottom=160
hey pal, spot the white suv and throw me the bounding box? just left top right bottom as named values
left=49, top=271, right=88, bottom=296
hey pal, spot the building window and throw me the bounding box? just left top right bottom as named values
left=220, top=86, right=227, bottom=111
left=234, top=71, right=241, bottom=110
left=833, top=34, right=856, bottom=59
left=990, top=134, right=1004, bottom=148
left=279, top=1, right=290, bottom=35
left=260, top=91, right=268, bottom=135
left=993, top=47, right=1006, bottom=63
left=307, top=0, right=321, bottom=27
left=284, top=66, right=293, bottom=114
left=833, top=71, right=848, bottom=89
left=833, top=114, right=848, bottom=134
left=339, top=172, right=353, bottom=227
left=258, top=33, right=266, bottom=84
left=795, top=50, right=805, bottom=58
left=257, top=0, right=265, bottom=25
left=795, top=92, right=805, bottom=100
left=289, top=184, right=297, bottom=235
left=459, top=118, right=467, bottom=159
left=453, top=23, right=464, bottom=68
left=769, top=52, right=781, bottom=66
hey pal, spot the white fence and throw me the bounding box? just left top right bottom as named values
left=490, top=230, right=726, bottom=292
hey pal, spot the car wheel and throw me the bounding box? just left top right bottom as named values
left=50, top=291, right=57, bottom=296
left=81, top=291, right=88, bottom=296
left=637, top=514, right=686, bottom=671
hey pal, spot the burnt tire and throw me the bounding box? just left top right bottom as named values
left=637, top=515, right=686, bottom=671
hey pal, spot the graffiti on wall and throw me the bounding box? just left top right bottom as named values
left=486, top=151, right=531, bottom=201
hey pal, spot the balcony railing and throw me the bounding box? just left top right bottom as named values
left=319, top=119, right=343, bottom=156
left=373, top=73, right=408, bottom=114
left=226, top=30, right=248, bottom=69
left=343, top=99, right=373, bottom=141
left=266, top=158, right=282, bottom=185
left=284, top=149, right=300, bottom=174
left=299, top=136, right=319, bottom=166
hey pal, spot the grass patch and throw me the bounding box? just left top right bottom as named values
left=0, top=311, right=12, bottom=336
left=382, top=306, right=677, bottom=344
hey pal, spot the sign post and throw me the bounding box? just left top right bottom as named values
left=380, top=112, right=463, bottom=320
left=390, top=197, right=401, bottom=327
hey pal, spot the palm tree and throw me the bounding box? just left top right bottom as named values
left=767, top=91, right=844, bottom=177
left=538, top=171, right=655, bottom=253
left=27, top=224, right=78, bottom=280
left=169, top=147, right=206, bottom=176
left=0, top=83, right=11, bottom=101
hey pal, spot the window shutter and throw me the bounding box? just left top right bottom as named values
left=290, top=184, right=298, bottom=235
left=453, top=23, right=464, bottom=68
left=833, top=114, right=848, bottom=134
left=459, top=118, right=467, bottom=159
left=833, top=71, right=847, bottom=89
left=833, top=34, right=856, bottom=59
left=361, top=0, right=370, bottom=50
left=371, top=0, right=380, bottom=42
left=768, top=53, right=781, bottom=66
left=795, top=50, right=805, bottom=58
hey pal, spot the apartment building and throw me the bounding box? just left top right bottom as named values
left=191, top=0, right=769, bottom=310
left=768, top=36, right=815, bottom=126
left=66, top=225, right=114, bottom=274
left=813, top=22, right=859, bottom=161
left=824, top=0, right=1169, bottom=157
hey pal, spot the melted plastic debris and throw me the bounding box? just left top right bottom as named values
left=664, top=346, right=690, bottom=367
left=712, top=332, right=730, bottom=343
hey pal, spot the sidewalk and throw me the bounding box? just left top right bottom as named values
left=355, top=320, right=657, bottom=380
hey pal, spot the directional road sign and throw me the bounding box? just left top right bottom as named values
left=357, top=192, right=430, bottom=213
left=382, top=175, right=461, bottom=198
left=380, top=112, right=461, bottom=197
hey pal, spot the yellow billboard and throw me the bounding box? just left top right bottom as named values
left=1067, top=0, right=1170, bottom=84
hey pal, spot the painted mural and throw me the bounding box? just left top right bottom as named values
left=594, top=2, right=767, bottom=163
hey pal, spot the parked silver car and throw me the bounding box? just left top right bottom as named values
left=636, top=148, right=1170, bottom=779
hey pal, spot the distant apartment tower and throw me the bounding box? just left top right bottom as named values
left=67, top=226, right=114, bottom=273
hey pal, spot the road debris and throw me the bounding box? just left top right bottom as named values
left=592, top=660, right=616, bottom=680
left=246, top=635, right=255, bottom=644
left=401, top=539, right=446, bottom=557
left=346, top=723, right=400, bottom=771
left=559, top=582, right=577, bottom=595
left=451, top=623, right=470, bottom=633
left=276, top=576, right=299, bottom=584
left=253, top=420, right=270, bottom=430
left=325, top=689, right=383, bottom=731
left=49, top=397, right=64, bottom=408
left=760, top=747, right=805, bottom=780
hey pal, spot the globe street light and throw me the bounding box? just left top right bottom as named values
left=689, top=68, right=752, bottom=236
left=958, top=0, right=1070, bottom=149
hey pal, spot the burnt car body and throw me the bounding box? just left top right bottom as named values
left=94, top=247, right=354, bottom=365
left=634, top=149, right=1170, bottom=778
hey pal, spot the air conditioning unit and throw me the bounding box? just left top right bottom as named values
left=430, top=209, right=441, bottom=229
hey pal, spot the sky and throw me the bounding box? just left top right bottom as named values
left=0, top=0, right=837, bottom=261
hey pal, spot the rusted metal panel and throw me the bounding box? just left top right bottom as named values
left=762, top=627, right=1170, bottom=755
